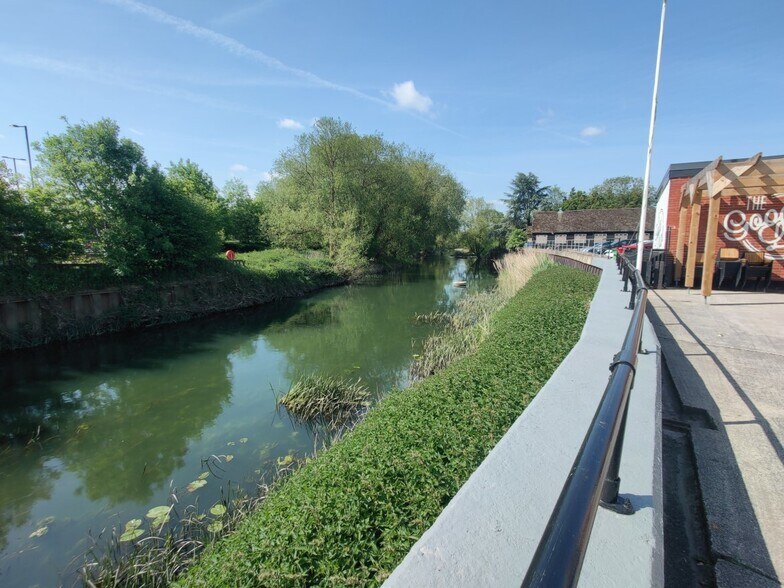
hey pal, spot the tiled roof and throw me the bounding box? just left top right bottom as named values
left=531, top=208, right=655, bottom=234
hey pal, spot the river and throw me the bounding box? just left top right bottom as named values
left=0, top=258, right=493, bottom=587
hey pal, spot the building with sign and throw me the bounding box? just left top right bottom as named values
left=653, top=153, right=784, bottom=294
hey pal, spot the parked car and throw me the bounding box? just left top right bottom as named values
left=617, top=240, right=653, bottom=255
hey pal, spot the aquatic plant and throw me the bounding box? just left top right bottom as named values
left=278, top=375, right=370, bottom=426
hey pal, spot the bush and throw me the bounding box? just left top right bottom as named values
left=180, top=265, right=598, bottom=587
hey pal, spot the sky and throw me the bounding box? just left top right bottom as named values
left=2, top=0, right=783, bottom=209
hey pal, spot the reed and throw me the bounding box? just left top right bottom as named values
left=279, top=376, right=370, bottom=427
left=410, top=250, right=551, bottom=381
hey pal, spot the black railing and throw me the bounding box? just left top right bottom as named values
left=522, top=255, right=648, bottom=588
left=546, top=253, right=603, bottom=277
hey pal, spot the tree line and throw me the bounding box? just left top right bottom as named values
left=1, top=117, right=467, bottom=276
left=457, top=172, right=653, bottom=259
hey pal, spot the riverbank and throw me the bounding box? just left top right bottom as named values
left=179, top=263, right=598, bottom=586
left=0, top=249, right=346, bottom=352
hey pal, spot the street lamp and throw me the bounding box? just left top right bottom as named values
left=11, top=124, right=35, bottom=186
left=1, top=155, right=27, bottom=188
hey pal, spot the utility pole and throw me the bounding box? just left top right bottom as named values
left=1, top=155, right=26, bottom=188
left=636, top=0, right=667, bottom=273
left=11, top=124, right=35, bottom=187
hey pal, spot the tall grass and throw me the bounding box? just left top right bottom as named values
left=410, top=250, right=550, bottom=381
left=493, top=249, right=551, bottom=299
left=279, top=376, right=370, bottom=428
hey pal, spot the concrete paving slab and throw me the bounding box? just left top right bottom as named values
left=648, top=287, right=784, bottom=584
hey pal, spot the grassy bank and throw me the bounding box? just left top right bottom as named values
left=180, top=263, right=598, bottom=587
left=0, top=249, right=344, bottom=351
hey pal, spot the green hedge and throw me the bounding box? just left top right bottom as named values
left=180, top=265, right=598, bottom=587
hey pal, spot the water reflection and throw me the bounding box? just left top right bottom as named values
left=0, top=258, right=492, bottom=586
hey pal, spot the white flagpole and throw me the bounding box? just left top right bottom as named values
left=636, top=0, right=667, bottom=273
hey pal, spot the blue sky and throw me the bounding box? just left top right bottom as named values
left=2, top=0, right=783, bottom=208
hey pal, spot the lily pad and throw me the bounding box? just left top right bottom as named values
left=146, top=506, right=170, bottom=520
left=224, top=454, right=234, bottom=463
left=150, top=514, right=170, bottom=528
left=36, top=516, right=56, bottom=527
left=29, top=526, right=48, bottom=539
left=197, top=472, right=210, bottom=480
left=207, top=520, right=223, bottom=533
left=119, top=519, right=144, bottom=542
left=186, top=479, right=207, bottom=492
left=209, top=503, right=227, bottom=517
left=119, top=528, right=144, bottom=542
left=227, top=441, right=236, bottom=446
left=239, top=437, right=248, bottom=444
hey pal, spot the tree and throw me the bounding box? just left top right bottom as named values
left=503, top=172, right=549, bottom=227
left=505, top=227, right=528, bottom=250
left=223, top=178, right=265, bottom=248
left=538, top=185, right=567, bottom=211
left=0, top=163, right=75, bottom=264
left=35, top=118, right=219, bottom=275
left=259, top=117, right=466, bottom=269
left=460, top=198, right=507, bottom=260
left=558, top=176, right=654, bottom=210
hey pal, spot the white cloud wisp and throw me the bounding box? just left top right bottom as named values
left=391, top=81, right=433, bottom=114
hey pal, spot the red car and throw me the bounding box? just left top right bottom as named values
left=617, top=240, right=653, bottom=255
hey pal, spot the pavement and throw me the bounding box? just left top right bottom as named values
left=647, top=287, right=784, bottom=586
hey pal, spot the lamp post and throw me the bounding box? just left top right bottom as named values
left=11, top=124, right=35, bottom=187
left=1, top=156, right=27, bottom=188
left=636, top=0, right=667, bottom=273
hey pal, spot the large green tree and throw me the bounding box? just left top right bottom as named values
left=259, top=117, right=465, bottom=269
left=503, top=172, right=549, bottom=227
left=460, top=198, right=507, bottom=260
left=35, top=118, right=219, bottom=274
left=224, top=178, right=265, bottom=247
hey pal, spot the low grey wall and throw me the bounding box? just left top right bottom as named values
left=384, top=258, right=663, bottom=587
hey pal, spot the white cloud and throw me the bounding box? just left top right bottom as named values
left=230, top=163, right=249, bottom=173
left=278, top=118, right=304, bottom=130
left=391, top=81, right=433, bottom=114
left=260, top=171, right=281, bottom=182
left=580, top=126, right=606, bottom=138
left=128, top=127, right=144, bottom=136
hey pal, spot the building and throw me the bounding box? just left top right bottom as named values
left=653, top=153, right=784, bottom=291
left=530, top=208, right=654, bottom=249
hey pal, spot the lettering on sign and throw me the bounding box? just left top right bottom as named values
left=723, top=197, right=784, bottom=260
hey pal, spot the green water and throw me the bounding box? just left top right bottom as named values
left=0, top=258, right=492, bottom=587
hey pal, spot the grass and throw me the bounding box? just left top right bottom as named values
left=279, top=376, right=371, bottom=427
left=0, top=249, right=345, bottom=351
left=179, top=263, right=598, bottom=587
left=0, top=249, right=339, bottom=299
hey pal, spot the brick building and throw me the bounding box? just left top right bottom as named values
left=531, top=208, right=654, bottom=249
left=653, top=153, right=784, bottom=290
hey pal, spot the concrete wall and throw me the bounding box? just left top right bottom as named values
left=384, top=258, right=663, bottom=587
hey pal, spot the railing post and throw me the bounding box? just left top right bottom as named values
left=599, top=390, right=634, bottom=514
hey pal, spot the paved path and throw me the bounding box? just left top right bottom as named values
left=648, top=288, right=784, bottom=586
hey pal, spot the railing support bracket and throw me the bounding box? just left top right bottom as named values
left=599, top=494, right=634, bottom=515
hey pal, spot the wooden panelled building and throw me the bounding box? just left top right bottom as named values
left=652, top=153, right=784, bottom=296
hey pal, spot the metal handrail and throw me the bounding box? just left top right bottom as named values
left=521, top=256, right=648, bottom=588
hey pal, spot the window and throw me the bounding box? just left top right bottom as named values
left=614, top=233, right=628, bottom=241
left=574, top=233, right=587, bottom=244
left=535, top=234, right=548, bottom=244
left=594, top=233, right=607, bottom=243
left=554, top=234, right=567, bottom=244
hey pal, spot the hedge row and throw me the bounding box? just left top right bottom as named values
left=180, top=265, right=599, bottom=587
